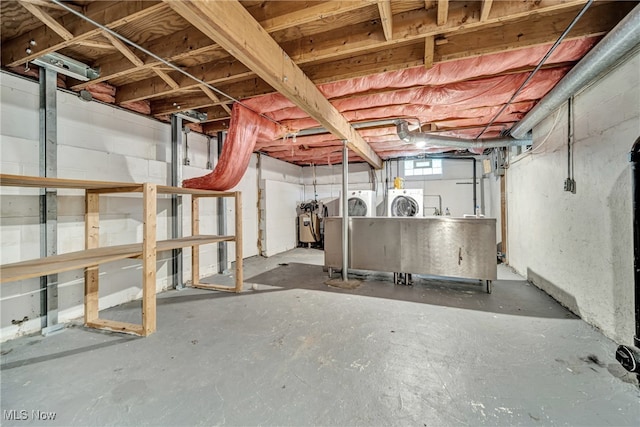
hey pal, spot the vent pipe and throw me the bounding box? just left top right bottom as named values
left=395, top=120, right=532, bottom=150
left=510, top=4, right=640, bottom=139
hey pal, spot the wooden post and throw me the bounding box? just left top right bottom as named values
left=84, top=190, right=100, bottom=323
left=142, top=183, right=157, bottom=336
left=191, top=195, right=200, bottom=286
left=234, top=192, right=243, bottom=293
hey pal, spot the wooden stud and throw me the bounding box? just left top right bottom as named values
left=20, top=0, right=83, bottom=13
left=191, top=195, right=200, bottom=286
left=142, top=183, right=157, bottom=336
left=84, top=190, right=100, bottom=323
left=424, top=35, right=435, bottom=69
left=102, top=31, right=144, bottom=67
left=437, top=0, right=449, bottom=26
left=481, top=0, right=494, bottom=22
left=165, top=0, right=382, bottom=169
left=18, top=0, right=74, bottom=41
left=234, top=191, right=243, bottom=293
left=377, top=0, right=393, bottom=41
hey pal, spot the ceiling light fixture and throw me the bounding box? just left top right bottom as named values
left=31, top=52, right=100, bottom=81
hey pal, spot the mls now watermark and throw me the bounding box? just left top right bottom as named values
left=4, top=410, right=57, bottom=421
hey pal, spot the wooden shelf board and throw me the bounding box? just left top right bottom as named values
left=1, top=235, right=235, bottom=283
left=1, top=244, right=143, bottom=283
left=157, top=186, right=236, bottom=197
left=157, top=235, right=235, bottom=251
left=0, top=173, right=142, bottom=191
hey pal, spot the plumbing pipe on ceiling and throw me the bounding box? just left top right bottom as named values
left=395, top=120, right=532, bottom=150
left=510, top=3, right=640, bottom=139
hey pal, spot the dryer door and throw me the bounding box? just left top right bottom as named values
left=348, top=197, right=369, bottom=216
left=390, top=196, right=419, bottom=216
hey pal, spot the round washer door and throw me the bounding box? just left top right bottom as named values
left=391, top=196, right=418, bottom=216
left=348, top=197, right=368, bottom=216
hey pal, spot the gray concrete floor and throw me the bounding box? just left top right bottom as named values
left=1, top=248, right=639, bottom=426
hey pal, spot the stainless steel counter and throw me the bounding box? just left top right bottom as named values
left=324, top=217, right=497, bottom=281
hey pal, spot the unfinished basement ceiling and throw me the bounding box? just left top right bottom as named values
left=1, top=0, right=636, bottom=166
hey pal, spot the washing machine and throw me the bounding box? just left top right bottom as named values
left=339, top=190, right=376, bottom=217
left=387, top=189, right=423, bottom=217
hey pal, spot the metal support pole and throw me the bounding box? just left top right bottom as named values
left=342, top=141, right=349, bottom=281
left=217, top=131, right=228, bottom=273
left=39, top=67, right=63, bottom=335
left=170, top=114, right=184, bottom=289
left=473, top=158, right=477, bottom=213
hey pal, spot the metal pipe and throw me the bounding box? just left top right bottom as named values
left=342, top=141, right=349, bottom=282
left=631, top=136, right=640, bottom=348
left=511, top=3, right=640, bottom=139
left=472, top=158, right=477, bottom=214
left=476, top=0, right=594, bottom=139
left=396, top=120, right=532, bottom=149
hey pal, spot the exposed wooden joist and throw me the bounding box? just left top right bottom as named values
left=115, top=56, right=252, bottom=104
left=153, top=68, right=179, bottom=90
left=74, top=39, right=118, bottom=50
left=116, top=0, right=597, bottom=106
left=72, top=1, right=371, bottom=90
left=199, top=85, right=232, bottom=114
left=19, top=0, right=82, bottom=13
left=481, top=0, right=494, bottom=22
left=377, top=0, right=393, bottom=41
left=149, top=0, right=622, bottom=117
left=437, top=0, right=449, bottom=26
left=102, top=31, right=144, bottom=67
left=3, top=1, right=164, bottom=67
left=424, top=35, right=435, bottom=69
left=260, top=0, right=372, bottom=33
left=18, top=0, right=73, bottom=41
left=165, top=0, right=382, bottom=169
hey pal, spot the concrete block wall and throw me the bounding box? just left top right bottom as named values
left=0, top=73, right=297, bottom=341
left=505, top=50, right=639, bottom=344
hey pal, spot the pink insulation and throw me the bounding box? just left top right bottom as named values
left=182, top=103, right=283, bottom=190
left=190, top=37, right=600, bottom=174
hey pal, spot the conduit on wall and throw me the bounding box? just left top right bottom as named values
left=183, top=103, right=284, bottom=190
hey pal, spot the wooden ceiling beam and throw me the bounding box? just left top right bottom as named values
left=153, top=68, right=179, bottom=90
left=18, top=0, right=73, bottom=41
left=259, top=0, right=373, bottom=33
left=424, top=36, right=435, bottom=69
left=376, top=0, right=393, bottom=41
left=199, top=85, right=232, bottom=114
left=276, top=0, right=590, bottom=66
left=72, top=1, right=371, bottom=90
left=2, top=1, right=165, bottom=67
left=165, top=0, right=382, bottom=168
left=102, top=31, right=144, bottom=68
left=147, top=0, right=624, bottom=118
left=480, top=0, right=494, bottom=22
left=437, top=0, right=449, bottom=26
left=19, top=0, right=82, bottom=13
left=114, top=0, right=599, bottom=105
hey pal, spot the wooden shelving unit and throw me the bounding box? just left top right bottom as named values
left=0, top=173, right=243, bottom=336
